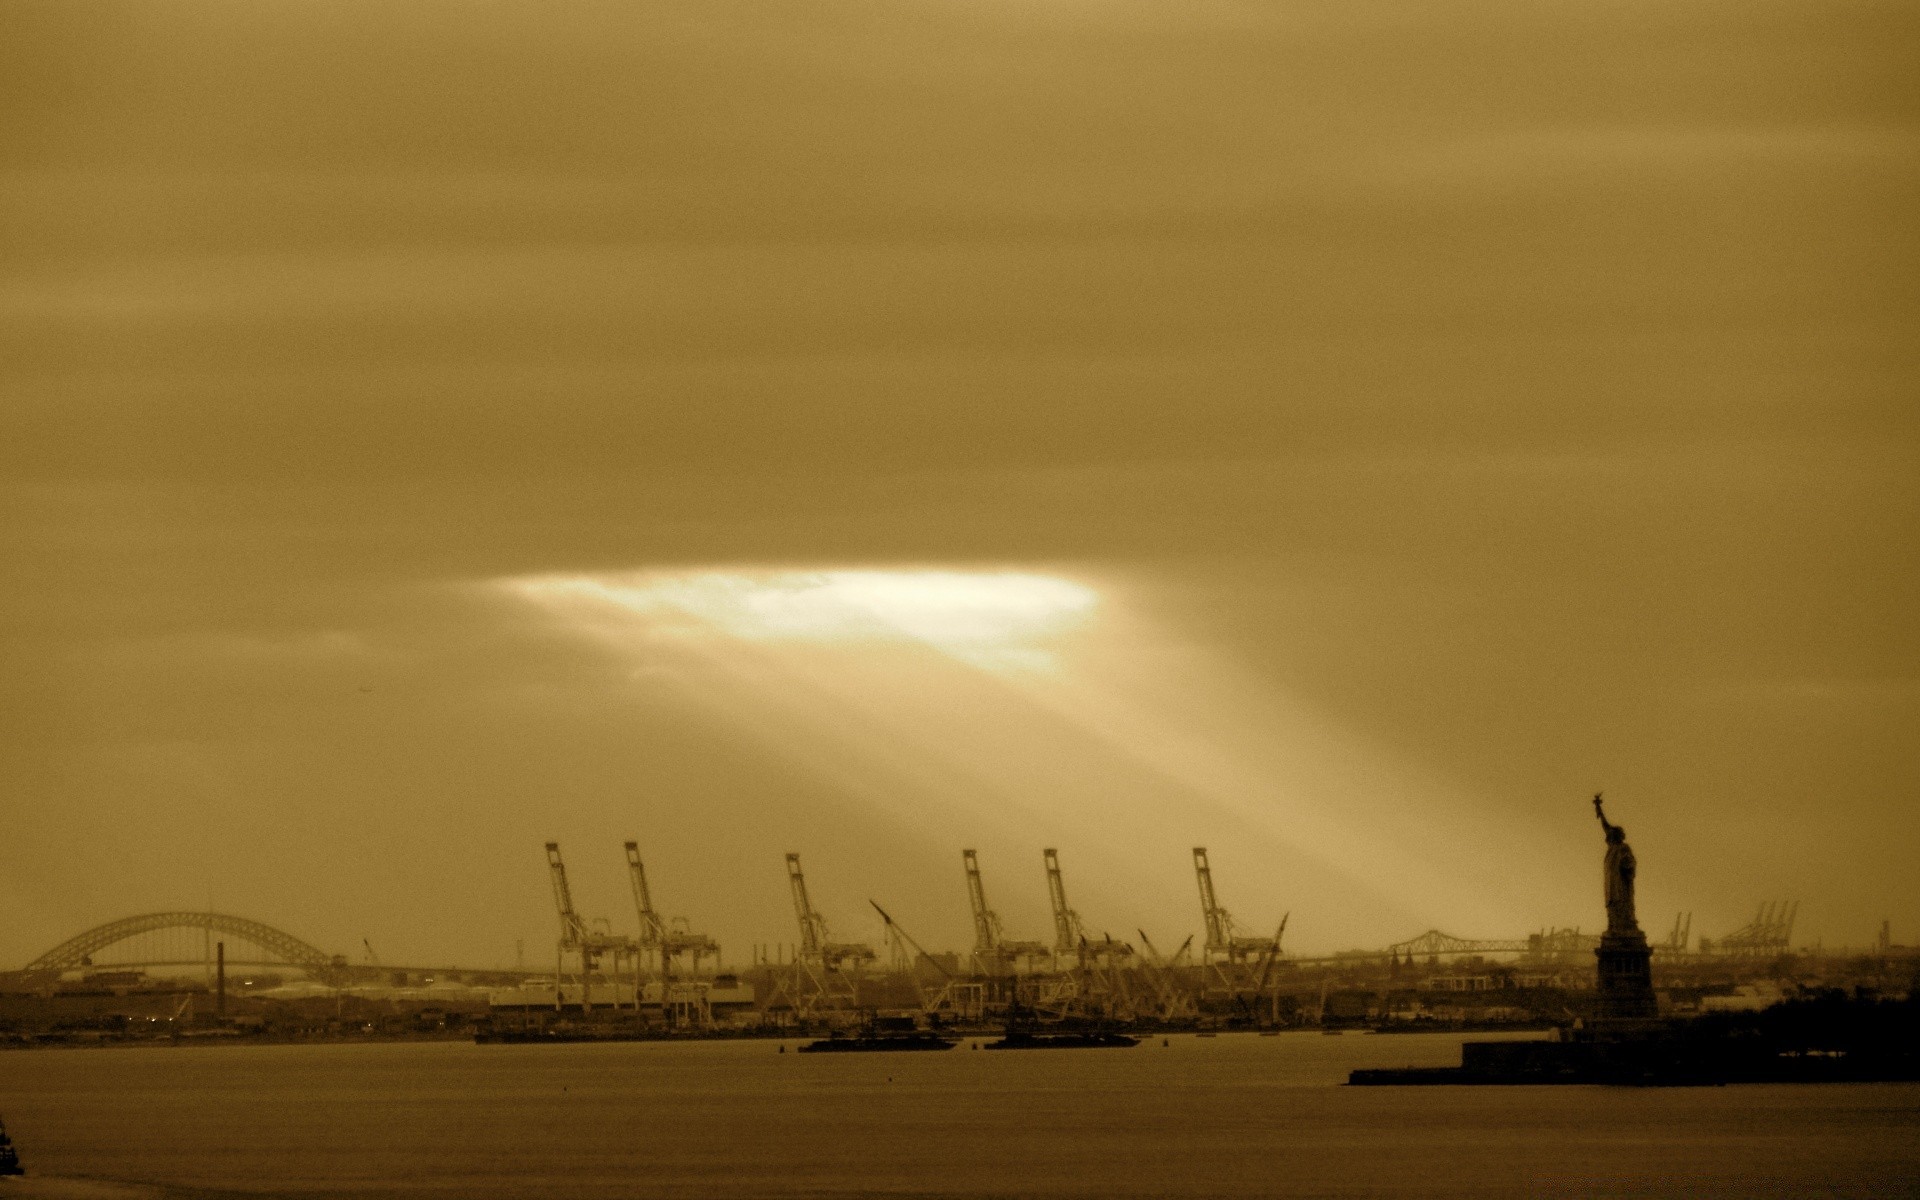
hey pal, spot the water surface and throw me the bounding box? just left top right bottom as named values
left=3, top=1033, right=1916, bottom=1197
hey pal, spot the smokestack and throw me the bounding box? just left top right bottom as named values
left=216, top=941, right=226, bottom=1018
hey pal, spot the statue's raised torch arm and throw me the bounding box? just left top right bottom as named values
left=1594, top=792, right=1638, bottom=934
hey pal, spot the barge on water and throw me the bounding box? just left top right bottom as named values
left=796, top=1013, right=957, bottom=1053
left=1349, top=995, right=1920, bottom=1087
left=797, top=1030, right=956, bottom=1053
left=983, top=1006, right=1140, bottom=1050
left=985, top=1029, right=1139, bottom=1050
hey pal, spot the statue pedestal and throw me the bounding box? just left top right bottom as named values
left=1594, top=929, right=1658, bottom=1021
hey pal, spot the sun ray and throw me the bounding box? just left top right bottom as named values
left=499, top=566, right=1557, bottom=948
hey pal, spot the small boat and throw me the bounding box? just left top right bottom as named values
left=0, top=1114, right=24, bottom=1176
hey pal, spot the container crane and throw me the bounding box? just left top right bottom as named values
left=1033, top=849, right=1132, bottom=1020
left=623, top=841, right=719, bottom=1028
left=545, top=841, right=633, bottom=1014
left=772, top=853, right=875, bottom=1022
left=962, top=849, right=1048, bottom=975
left=624, top=841, right=719, bottom=981
left=1192, top=846, right=1284, bottom=992
left=547, top=841, right=594, bottom=1012
left=1657, top=911, right=1692, bottom=956
left=1041, top=847, right=1130, bottom=960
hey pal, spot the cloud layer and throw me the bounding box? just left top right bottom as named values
left=2, top=0, right=1914, bottom=966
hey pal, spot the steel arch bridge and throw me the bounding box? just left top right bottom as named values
left=24, top=912, right=343, bottom=975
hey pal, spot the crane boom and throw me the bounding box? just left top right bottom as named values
left=786, top=853, right=827, bottom=955
left=1194, top=847, right=1233, bottom=948
left=1133, top=929, right=1195, bottom=1022
left=870, top=901, right=952, bottom=977
left=1042, top=848, right=1079, bottom=953
left=546, top=842, right=587, bottom=945
left=625, top=841, right=667, bottom=946
left=871, top=900, right=954, bottom=1014
left=1135, top=929, right=1166, bottom=967
left=962, top=849, right=1000, bottom=953
left=1252, top=915, right=1289, bottom=995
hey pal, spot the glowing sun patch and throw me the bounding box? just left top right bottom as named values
left=507, top=569, right=1097, bottom=667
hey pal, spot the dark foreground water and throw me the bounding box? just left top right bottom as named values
left=2, top=1032, right=1917, bottom=1198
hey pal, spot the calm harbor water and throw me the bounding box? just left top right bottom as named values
left=2, top=1032, right=1916, bottom=1198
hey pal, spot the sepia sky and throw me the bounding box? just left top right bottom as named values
left=3, top=0, right=1915, bottom=970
